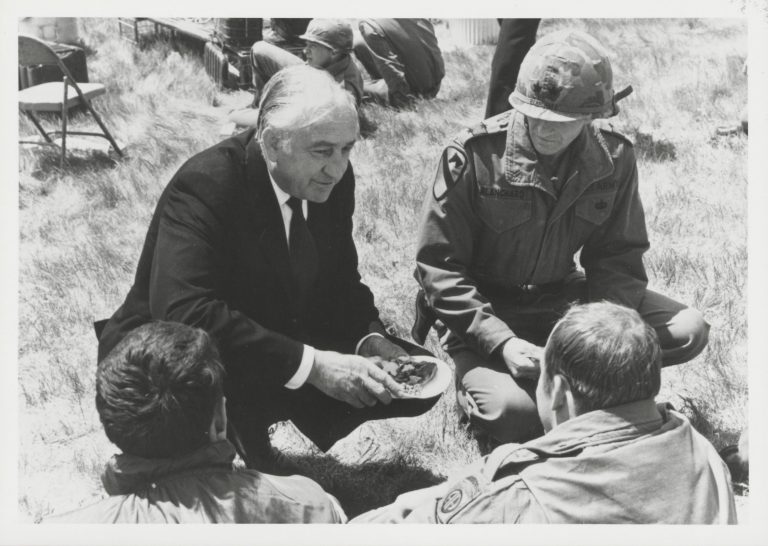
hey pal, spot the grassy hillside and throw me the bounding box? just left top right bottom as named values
left=18, top=18, right=747, bottom=521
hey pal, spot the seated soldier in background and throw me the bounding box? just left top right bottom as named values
left=353, top=18, right=444, bottom=109
left=46, top=322, right=346, bottom=523
left=262, top=18, right=313, bottom=57
left=354, top=302, right=737, bottom=524
left=229, top=19, right=363, bottom=128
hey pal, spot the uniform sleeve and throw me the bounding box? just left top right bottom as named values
left=258, top=474, right=348, bottom=523
left=350, top=483, right=450, bottom=523
left=149, top=171, right=304, bottom=386
left=352, top=456, right=548, bottom=524
left=427, top=454, right=547, bottom=524
left=580, top=141, right=649, bottom=309
left=446, top=478, right=548, bottom=524
left=415, top=145, right=517, bottom=358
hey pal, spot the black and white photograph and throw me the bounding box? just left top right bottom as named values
left=4, top=1, right=767, bottom=544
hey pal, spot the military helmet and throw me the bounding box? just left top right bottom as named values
left=299, top=18, right=354, bottom=53
left=509, top=29, right=632, bottom=121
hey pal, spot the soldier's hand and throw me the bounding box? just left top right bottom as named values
left=501, top=338, right=543, bottom=379
left=307, top=350, right=405, bottom=408
left=357, top=335, right=409, bottom=360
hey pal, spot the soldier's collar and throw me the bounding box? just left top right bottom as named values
left=504, top=110, right=614, bottom=187
left=101, top=440, right=236, bottom=496
left=527, top=398, right=665, bottom=456
left=322, top=54, right=351, bottom=79
left=489, top=400, right=669, bottom=484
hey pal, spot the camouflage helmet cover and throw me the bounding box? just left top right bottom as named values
left=510, top=29, right=631, bottom=121
left=299, top=18, right=354, bottom=53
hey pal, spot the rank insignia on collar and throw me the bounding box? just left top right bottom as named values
left=434, top=145, right=467, bottom=201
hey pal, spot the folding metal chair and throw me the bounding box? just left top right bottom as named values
left=18, top=34, right=123, bottom=167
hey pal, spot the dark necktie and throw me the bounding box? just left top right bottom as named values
left=287, top=197, right=318, bottom=300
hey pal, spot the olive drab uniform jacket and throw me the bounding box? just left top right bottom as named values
left=45, top=441, right=346, bottom=523
left=415, top=109, right=650, bottom=358
left=353, top=400, right=737, bottom=524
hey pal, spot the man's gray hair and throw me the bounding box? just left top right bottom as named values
left=255, top=64, right=358, bottom=141
left=543, top=301, right=661, bottom=412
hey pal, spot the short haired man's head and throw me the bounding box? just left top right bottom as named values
left=96, top=321, right=225, bottom=459
left=536, top=302, right=661, bottom=431
left=256, top=65, right=359, bottom=203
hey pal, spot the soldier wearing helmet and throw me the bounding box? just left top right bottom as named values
left=230, top=19, right=364, bottom=128
left=413, top=29, right=710, bottom=445
left=246, top=19, right=364, bottom=108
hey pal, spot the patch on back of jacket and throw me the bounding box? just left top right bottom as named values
left=434, top=145, right=467, bottom=201
left=435, top=475, right=483, bottom=523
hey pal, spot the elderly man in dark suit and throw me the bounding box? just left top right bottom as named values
left=97, top=65, right=437, bottom=471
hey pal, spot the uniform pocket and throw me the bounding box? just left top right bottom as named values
left=476, top=197, right=532, bottom=233
left=575, top=191, right=616, bottom=225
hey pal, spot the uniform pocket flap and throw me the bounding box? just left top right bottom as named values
left=575, top=191, right=616, bottom=225
left=476, top=196, right=533, bottom=233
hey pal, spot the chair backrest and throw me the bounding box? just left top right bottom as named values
left=18, top=34, right=63, bottom=68
left=19, top=34, right=81, bottom=91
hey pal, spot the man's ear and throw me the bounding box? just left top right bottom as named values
left=261, top=127, right=282, bottom=160
left=550, top=374, right=568, bottom=411
left=208, top=396, right=228, bottom=443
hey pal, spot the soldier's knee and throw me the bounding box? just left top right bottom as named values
left=456, top=370, right=541, bottom=444
left=662, top=307, right=710, bottom=365
left=250, top=40, right=272, bottom=62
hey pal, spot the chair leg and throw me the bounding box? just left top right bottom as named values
left=60, top=78, right=70, bottom=168
left=60, top=105, right=68, bottom=168
left=23, top=111, right=54, bottom=143
left=83, top=100, right=124, bottom=157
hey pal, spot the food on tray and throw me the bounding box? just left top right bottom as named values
left=368, top=355, right=437, bottom=395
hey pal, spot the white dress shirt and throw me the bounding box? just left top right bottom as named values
left=268, top=176, right=384, bottom=390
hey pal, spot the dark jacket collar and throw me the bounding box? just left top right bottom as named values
left=101, top=440, right=236, bottom=496
left=244, top=131, right=273, bottom=198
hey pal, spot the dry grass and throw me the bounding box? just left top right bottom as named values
left=18, top=18, right=747, bottom=522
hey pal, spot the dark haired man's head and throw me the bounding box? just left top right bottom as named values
left=536, top=302, right=661, bottom=432
left=96, top=321, right=225, bottom=459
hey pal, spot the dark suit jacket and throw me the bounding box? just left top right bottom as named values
left=98, top=130, right=380, bottom=391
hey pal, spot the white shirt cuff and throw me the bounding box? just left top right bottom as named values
left=284, top=344, right=315, bottom=389
left=355, top=332, right=386, bottom=355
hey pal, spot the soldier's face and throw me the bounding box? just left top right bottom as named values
left=527, top=117, right=589, bottom=157
left=304, top=42, right=334, bottom=69
left=264, top=106, right=358, bottom=203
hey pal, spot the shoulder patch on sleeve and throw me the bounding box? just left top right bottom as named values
left=433, top=145, right=467, bottom=201
left=435, top=475, right=483, bottom=524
